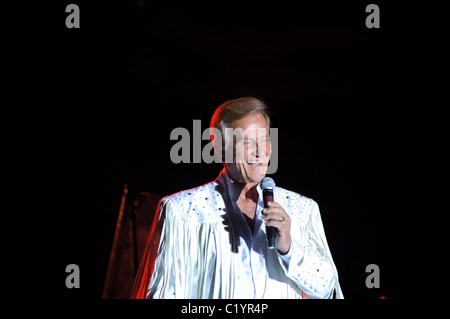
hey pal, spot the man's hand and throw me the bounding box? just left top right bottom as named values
left=262, top=201, right=291, bottom=254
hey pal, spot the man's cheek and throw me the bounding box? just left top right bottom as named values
left=234, top=147, right=247, bottom=163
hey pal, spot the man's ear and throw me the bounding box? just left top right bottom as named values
left=210, top=127, right=225, bottom=163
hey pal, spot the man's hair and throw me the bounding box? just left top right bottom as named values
left=209, top=97, right=271, bottom=162
left=210, top=97, right=271, bottom=139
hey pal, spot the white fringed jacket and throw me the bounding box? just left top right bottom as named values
left=133, top=170, right=343, bottom=299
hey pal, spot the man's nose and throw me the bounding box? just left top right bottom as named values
left=253, top=142, right=264, bottom=157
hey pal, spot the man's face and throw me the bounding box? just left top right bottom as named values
left=224, top=112, right=271, bottom=185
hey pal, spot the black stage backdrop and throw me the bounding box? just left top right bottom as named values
left=5, top=1, right=443, bottom=300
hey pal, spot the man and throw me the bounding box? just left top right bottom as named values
left=131, top=97, right=343, bottom=299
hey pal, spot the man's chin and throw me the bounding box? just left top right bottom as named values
left=248, top=171, right=267, bottom=184
left=226, top=163, right=267, bottom=184
left=246, top=166, right=268, bottom=181
left=238, top=171, right=266, bottom=185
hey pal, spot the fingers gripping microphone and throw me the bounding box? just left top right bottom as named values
left=261, top=177, right=277, bottom=249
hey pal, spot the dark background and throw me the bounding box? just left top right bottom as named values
left=6, top=1, right=442, bottom=299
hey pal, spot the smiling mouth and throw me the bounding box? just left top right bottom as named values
left=247, top=160, right=263, bottom=167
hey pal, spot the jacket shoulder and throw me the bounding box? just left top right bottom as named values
left=162, top=181, right=222, bottom=221
left=274, top=187, right=318, bottom=225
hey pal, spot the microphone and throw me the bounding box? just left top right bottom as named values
left=261, top=177, right=277, bottom=249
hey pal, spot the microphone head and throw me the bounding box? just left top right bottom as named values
left=260, top=177, right=275, bottom=190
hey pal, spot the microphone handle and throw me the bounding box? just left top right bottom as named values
left=263, top=189, right=277, bottom=249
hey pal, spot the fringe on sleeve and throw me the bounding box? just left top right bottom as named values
left=308, top=201, right=344, bottom=299
left=130, top=197, right=168, bottom=299
left=131, top=195, right=234, bottom=298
